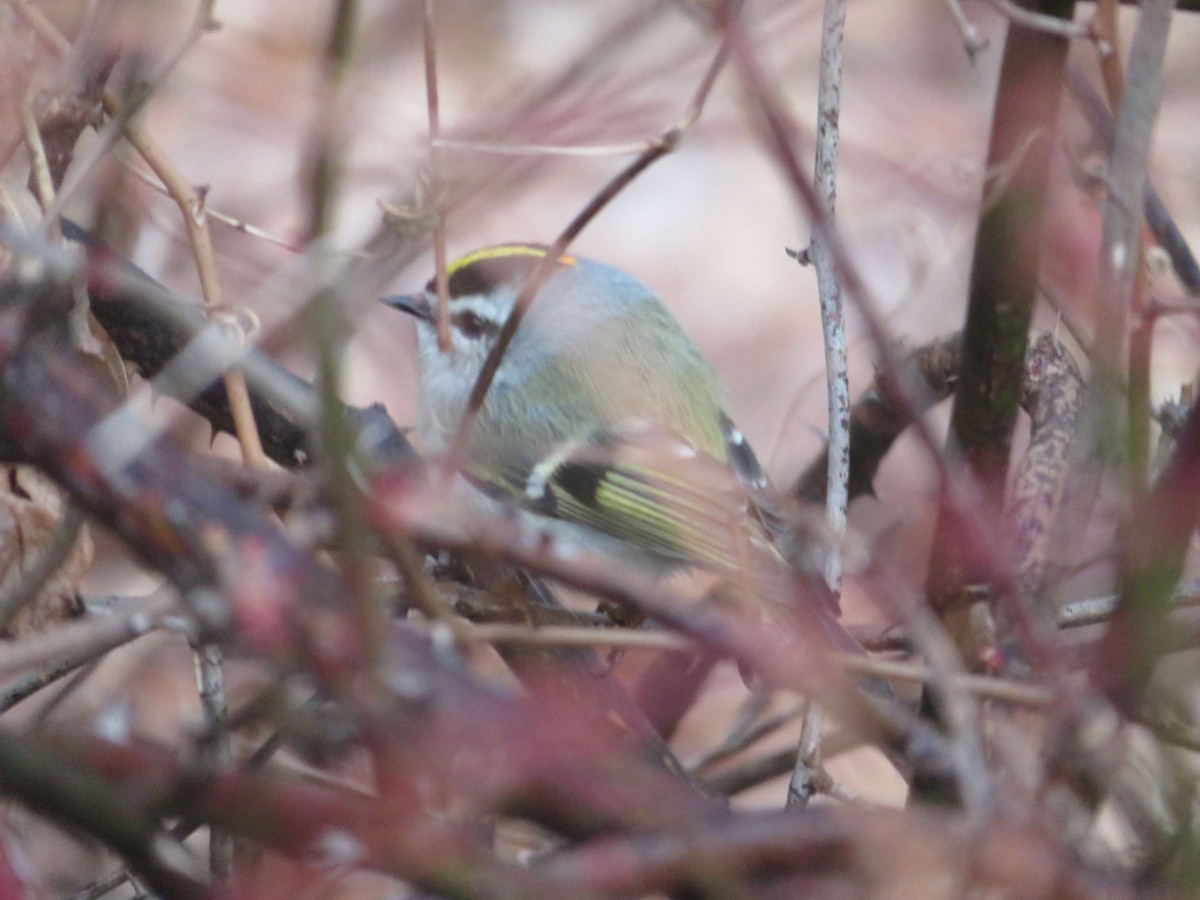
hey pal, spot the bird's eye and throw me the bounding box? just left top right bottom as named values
left=455, top=311, right=490, bottom=339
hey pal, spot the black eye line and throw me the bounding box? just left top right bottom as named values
left=452, top=309, right=497, bottom=339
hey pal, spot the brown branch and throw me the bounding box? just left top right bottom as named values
left=794, top=332, right=962, bottom=504
left=53, top=220, right=415, bottom=469
left=0, top=275, right=348, bottom=665
left=1007, top=332, right=1085, bottom=604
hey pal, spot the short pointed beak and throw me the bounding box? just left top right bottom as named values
left=380, top=292, right=433, bottom=322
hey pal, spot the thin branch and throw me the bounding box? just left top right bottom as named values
left=1006, top=333, right=1085, bottom=603
left=436, top=620, right=1053, bottom=707
left=115, top=155, right=302, bottom=251
left=786, top=701, right=825, bottom=809
left=112, top=16, right=267, bottom=470
left=381, top=532, right=456, bottom=625
left=0, top=729, right=208, bottom=897
left=0, top=591, right=179, bottom=683
left=191, top=640, right=232, bottom=880
left=0, top=595, right=177, bottom=714
left=806, top=0, right=850, bottom=594
left=687, top=700, right=804, bottom=773
left=19, top=92, right=57, bottom=224
left=925, top=0, right=1077, bottom=670
left=1065, top=65, right=1200, bottom=296
left=24, top=221, right=416, bottom=468
left=1084, top=0, right=1178, bottom=713
left=981, top=0, right=1094, bottom=39
left=725, top=5, right=1033, bottom=687
left=1093, top=0, right=1125, bottom=105
left=1080, top=0, right=1176, bottom=472
left=432, top=136, right=657, bottom=157
left=939, top=0, right=990, bottom=59
left=0, top=502, right=85, bottom=632
left=67, top=867, right=133, bottom=900
left=794, top=332, right=961, bottom=504
left=422, top=0, right=452, bottom=352
left=447, top=24, right=734, bottom=459
left=538, top=805, right=1135, bottom=898
left=16, top=0, right=268, bottom=472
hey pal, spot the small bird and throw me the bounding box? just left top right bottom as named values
left=380, top=242, right=896, bottom=696
left=382, top=243, right=809, bottom=587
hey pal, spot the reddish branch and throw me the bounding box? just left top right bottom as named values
left=540, top=805, right=1137, bottom=899
left=925, top=0, right=1077, bottom=656
left=1093, top=386, right=1200, bottom=711
left=13, top=724, right=1140, bottom=899
left=0, top=274, right=721, bottom=893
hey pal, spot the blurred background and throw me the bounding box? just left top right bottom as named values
left=2, top=0, right=1199, bottom=893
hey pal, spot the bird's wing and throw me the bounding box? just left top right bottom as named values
left=718, top=414, right=842, bottom=616
left=504, top=420, right=765, bottom=573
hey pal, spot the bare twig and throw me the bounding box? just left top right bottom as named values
left=432, top=618, right=1053, bottom=706
left=381, top=532, right=455, bottom=625
left=939, top=0, right=990, bottom=59
left=1093, top=0, right=1125, bottom=103
left=191, top=640, right=232, bottom=880
left=1065, top=66, right=1200, bottom=296
left=0, top=591, right=178, bottom=683
left=422, top=0, right=452, bottom=352
left=537, top=805, right=1135, bottom=898
left=687, top=700, right=804, bottom=773
left=981, top=0, right=1094, bottom=39
left=11, top=0, right=269, bottom=472
left=794, top=333, right=961, bottom=504
left=805, top=0, right=850, bottom=594
left=1007, top=333, right=1085, bottom=603
left=726, top=7, right=1035, bottom=689
left=114, top=155, right=302, bottom=251
left=19, top=93, right=57, bottom=225
left=0, top=731, right=208, bottom=898
left=786, top=701, right=826, bottom=808
left=1058, top=580, right=1200, bottom=629
left=1079, top=0, right=1178, bottom=713
left=924, top=0, right=1077, bottom=673
left=0, top=595, right=177, bottom=715
left=1078, top=0, right=1176, bottom=482
left=104, top=9, right=267, bottom=471
left=0, top=503, right=85, bottom=632
left=67, top=867, right=133, bottom=900
left=432, top=136, right=657, bottom=157
left=47, top=222, right=414, bottom=466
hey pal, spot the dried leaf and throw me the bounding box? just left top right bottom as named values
left=0, top=466, right=91, bottom=638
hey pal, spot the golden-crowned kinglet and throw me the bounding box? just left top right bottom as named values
left=382, top=243, right=808, bottom=584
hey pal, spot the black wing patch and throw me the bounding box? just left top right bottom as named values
left=521, top=422, right=762, bottom=571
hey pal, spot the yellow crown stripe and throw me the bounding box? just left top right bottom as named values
left=446, top=245, right=577, bottom=277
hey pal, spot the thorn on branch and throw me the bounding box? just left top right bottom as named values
left=786, top=245, right=812, bottom=267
